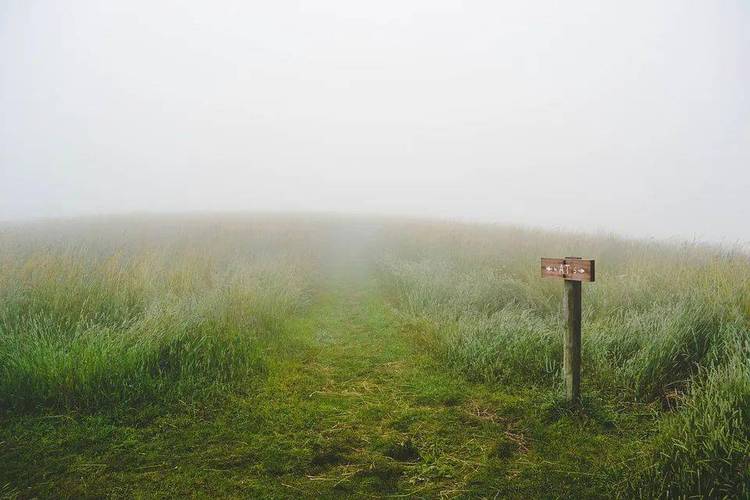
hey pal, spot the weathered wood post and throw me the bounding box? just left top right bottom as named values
left=541, top=256, right=595, bottom=404
left=563, top=271, right=582, bottom=402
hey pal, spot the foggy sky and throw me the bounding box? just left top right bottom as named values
left=1, top=1, right=748, bottom=243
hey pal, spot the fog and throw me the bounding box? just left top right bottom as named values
left=1, top=1, right=748, bottom=244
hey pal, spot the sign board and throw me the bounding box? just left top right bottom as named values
left=540, top=255, right=596, bottom=403
left=541, top=257, right=595, bottom=282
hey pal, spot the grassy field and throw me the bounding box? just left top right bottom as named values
left=1, top=214, right=748, bottom=498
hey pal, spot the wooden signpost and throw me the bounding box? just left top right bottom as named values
left=541, top=256, right=595, bottom=404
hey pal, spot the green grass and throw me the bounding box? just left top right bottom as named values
left=377, top=222, right=750, bottom=497
left=0, top=215, right=748, bottom=497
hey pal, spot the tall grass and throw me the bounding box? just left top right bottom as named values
left=0, top=215, right=320, bottom=412
left=636, top=334, right=750, bottom=497
left=376, top=221, right=750, bottom=496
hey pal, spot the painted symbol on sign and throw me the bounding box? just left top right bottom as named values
left=545, top=265, right=586, bottom=274
left=540, top=257, right=595, bottom=282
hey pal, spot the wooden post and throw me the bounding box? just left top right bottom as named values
left=541, top=255, right=594, bottom=405
left=563, top=278, right=582, bottom=404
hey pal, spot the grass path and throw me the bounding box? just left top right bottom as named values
left=0, top=273, right=645, bottom=498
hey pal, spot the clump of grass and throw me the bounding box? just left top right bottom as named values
left=631, top=333, right=750, bottom=497
left=434, top=306, right=560, bottom=384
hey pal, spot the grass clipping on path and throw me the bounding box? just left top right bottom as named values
left=377, top=222, right=750, bottom=497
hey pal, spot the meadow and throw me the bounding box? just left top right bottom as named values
left=1, top=214, right=748, bottom=498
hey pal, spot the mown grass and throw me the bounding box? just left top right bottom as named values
left=0, top=215, right=748, bottom=497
